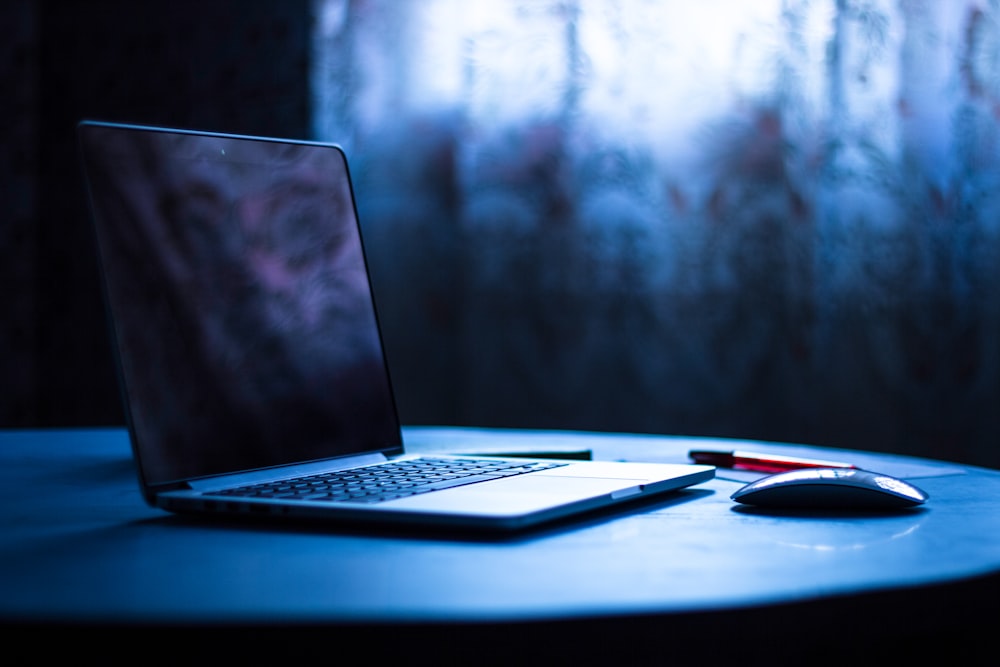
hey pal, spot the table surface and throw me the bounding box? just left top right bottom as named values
left=3, top=425, right=999, bottom=660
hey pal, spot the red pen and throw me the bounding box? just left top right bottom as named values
left=688, top=449, right=857, bottom=473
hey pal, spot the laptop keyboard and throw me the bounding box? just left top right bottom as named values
left=205, top=457, right=568, bottom=504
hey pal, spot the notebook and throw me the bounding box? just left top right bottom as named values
left=77, top=120, right=714, bottom=532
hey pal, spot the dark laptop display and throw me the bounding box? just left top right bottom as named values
left=79, top=122, right=401, bottom=491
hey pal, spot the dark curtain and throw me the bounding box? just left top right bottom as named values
left=314, top=1, right=1000, bottom=469
left=5, top=0, right=1000, bottom=470
left=2, top=0, right=312, bottom=426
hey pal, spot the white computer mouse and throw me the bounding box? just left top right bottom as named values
left=731, top=467, right=929, bottom=510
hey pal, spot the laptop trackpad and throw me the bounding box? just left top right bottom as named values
left=384, top=473, right=641, bottom=516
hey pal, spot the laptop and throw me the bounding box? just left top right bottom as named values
left=77, top=120, right=714, bottom=532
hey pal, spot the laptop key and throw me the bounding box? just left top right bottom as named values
left=420, top=473, right=506, bottom=493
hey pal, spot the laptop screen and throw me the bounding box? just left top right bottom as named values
left=79, top=123, right=402, bottom=487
